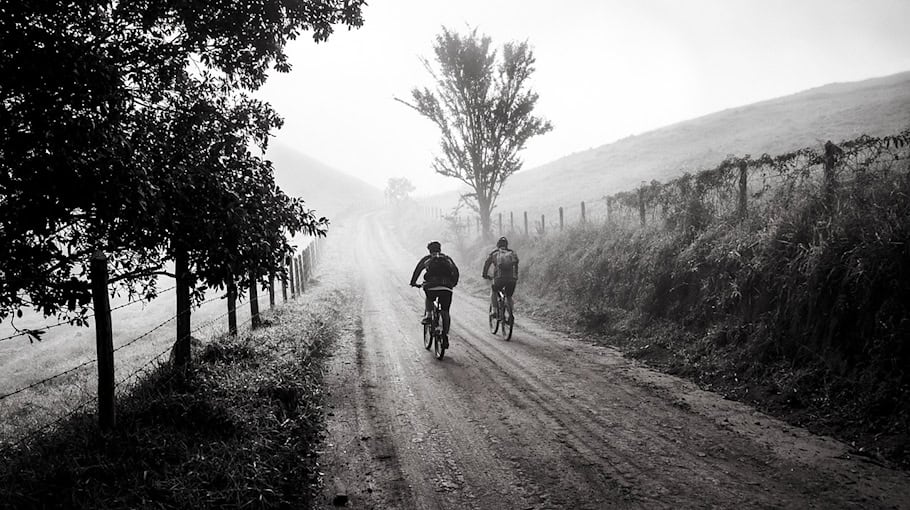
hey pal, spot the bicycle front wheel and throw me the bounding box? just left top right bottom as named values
left=423, top=324, right=432, bottom=350
left=489, top=303, right=499, bottom=334
left=501, top=305, right=513, bottom=341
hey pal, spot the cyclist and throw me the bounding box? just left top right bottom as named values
left=482, top=236, right=519, bottom=322
left=409, top=241, right=459, bottom=348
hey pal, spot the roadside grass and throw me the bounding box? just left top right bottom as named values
left=510, top=171, right=910, bottom=469
left=0, top=286, right=345, bottom=509
left=0, top=287, right=269, bottom=444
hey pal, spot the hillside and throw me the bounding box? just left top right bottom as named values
left=427, top=70, right=910, bottom=217
left=266, top=142, right=383, bottom=222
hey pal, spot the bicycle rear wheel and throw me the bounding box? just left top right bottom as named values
left=423, top=324, right=432, bottom=350
left=489, top=303, right=499, bottom=334
left=501, top=304, right=513, bottom=341
left=433, top=331, right=445, bottom=360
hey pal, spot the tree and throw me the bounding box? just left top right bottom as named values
left=398, top=27, right=552, bottom=239
left=385, top=177, right=415, bottom=205
left=0, top=1, right=362, bottom=324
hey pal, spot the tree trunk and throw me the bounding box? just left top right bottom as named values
left=477, top=196, right=493, bottom=241
left=90, top=251, right=116, bottom=431
left=250, top=269, right=261, bottom=329
left=174, top=243, right=192, bottom=368
left=227, top=279, right=238, bottom=336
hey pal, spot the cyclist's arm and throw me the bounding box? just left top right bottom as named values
left=481, top=253, right=494, bottom=279
left=450, top=258, right=460, bottom=286
left=409, top=256, right=428, bottom=286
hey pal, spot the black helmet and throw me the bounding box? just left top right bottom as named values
left=427, top=241, right=441, bottom=253
left=496, top=236, right=508, bottom=248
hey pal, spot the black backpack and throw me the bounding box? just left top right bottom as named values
left=424, top=253, right=455, bottom=286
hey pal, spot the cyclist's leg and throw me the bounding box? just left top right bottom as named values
left=502, top=279, right=517, bottom=314
left=436, top=290, right=453, bottom=336
left=489, top=284, right=498, bottom=312
left=422, top=288, right=432, bottom=323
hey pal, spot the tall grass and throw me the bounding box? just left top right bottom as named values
left=518, top=132, right=910, bottom=464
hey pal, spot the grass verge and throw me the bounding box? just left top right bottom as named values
left=0, top=287, right=347, bottom=509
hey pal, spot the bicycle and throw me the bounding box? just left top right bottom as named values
left=488, top=285, right=513, bottom=341
left=415, top=284, right=446, bottom=360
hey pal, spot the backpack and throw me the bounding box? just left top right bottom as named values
left=494, top=249, right=517, bottom=279
left=424, top=252, right=455, bottom=286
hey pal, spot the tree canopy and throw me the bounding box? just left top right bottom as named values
left=0, top=1, right=363, bottom=324
left=385, top=177, right=415, bottom=205
left=399, top=27, right=552, bottom=239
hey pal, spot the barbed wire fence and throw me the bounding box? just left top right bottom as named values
left=432, top=129, right=910, bottom=240
left=0, top=236, right=323, bottom=452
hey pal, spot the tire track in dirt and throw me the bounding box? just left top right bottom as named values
left=319, top=210, right=910, bottom=509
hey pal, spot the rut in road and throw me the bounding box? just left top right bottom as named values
left=318, top=211, right=910, bottom=510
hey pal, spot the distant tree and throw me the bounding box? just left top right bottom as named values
left=398, top=27, right=552, bottom=239
left=385, top=177, right=416, bottom=205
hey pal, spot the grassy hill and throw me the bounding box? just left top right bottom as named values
left=428, top=70, right=910, bottom=218
left=266, top=143, right=383, bottom=222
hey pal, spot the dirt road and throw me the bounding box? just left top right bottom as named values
left=319, top=211, right=910, bottom=509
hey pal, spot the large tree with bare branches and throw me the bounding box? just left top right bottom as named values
left=399, top=27, right=552, bottom=239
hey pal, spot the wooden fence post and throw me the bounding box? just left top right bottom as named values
left=638, top=186, right=646, bottom=227
left=559, top=207, right=564, bottom=231
left=227, top=280, right=238, bottom=336
left=281, top=267, right=288, bottom=303
left=268, top=273, right=275, bottom=310
left=476, top=217, right=480, bottom=236
left=541, top=214, right=546, bottom=235
left=249, top=270, right=261, bottom=329
left=510, top=211, right=514, bottom=233
left=498, top=212, right=502, bottom=236
left=290, top=257, right=297, bottom=298
left=524, top=211, right=529, bottom=236
left=580, top=201, right=586, bottom=224
left=824, top=140, right=840, bottom=205
left=90, top=251, right=115, bottom=431
left=738, top=160, right=748, bottom=220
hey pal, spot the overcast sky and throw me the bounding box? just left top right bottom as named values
left=256, top=0, right=910, bottom=196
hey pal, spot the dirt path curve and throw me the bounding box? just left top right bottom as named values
left=319, top=210, right=910, bottom=509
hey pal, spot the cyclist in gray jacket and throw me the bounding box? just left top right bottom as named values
left=482, top=237, right=519, bottom=320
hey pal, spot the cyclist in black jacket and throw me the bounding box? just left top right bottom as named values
left=409, top=241, right=459, bottom=346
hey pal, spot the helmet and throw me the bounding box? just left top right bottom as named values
left=496, top=236, right=508, bottom=248
left=427, top=241, right=441, bottom=253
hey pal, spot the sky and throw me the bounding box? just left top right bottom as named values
left=256, top=0, right=910, bottom=196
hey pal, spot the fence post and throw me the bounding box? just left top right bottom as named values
left=476, top=217, right=480, bottom=236
left=281, top=266, right=288, bottom=303
left=638, top=186, right=646, bottom=227
left=498, top=212, right=502, bottom=236
left=559, top=207, right=564, bottom=231
left=268, top=273, right=275, bottom=310
left=524, top=211, right=529, bottom=236
left=606, top=197, right=613, bottom=224
left=510, top=211, right=514, bottom=233
left=289, top=257, right=296, bottom=299
left=738, top=160, right=748, bottom=220
left=227, top=280, right=238, bottom=336
left=90, top=251, right=115, bottom=431
left=541, top=214, right=546, bottom=235
left=249, top=270, right=261, bottom=329
left=580, top=201, right=586, bottom=224
left=823, top=140, right=841, bottom=205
